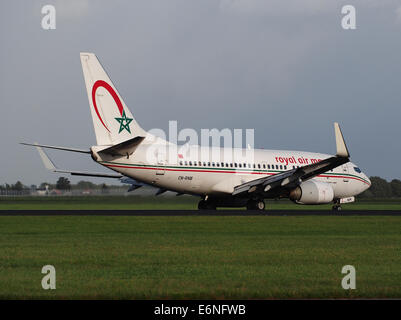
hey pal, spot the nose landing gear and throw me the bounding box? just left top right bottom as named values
left=332, top=200, right=342, bottom=211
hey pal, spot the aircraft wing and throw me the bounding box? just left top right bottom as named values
left=34, top=143, right=122, bottom=179
left=232, top=123, right=350, bottom=196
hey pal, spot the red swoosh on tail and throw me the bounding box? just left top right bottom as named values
left=91, top=80, right=124, bottom=132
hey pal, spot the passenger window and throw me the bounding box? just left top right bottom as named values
left=234, top=163, right=238, bottom=168
left=280, top=165, right=283, bottom=170
left=189, top=161, right=192, bottom=166
left=179, top=161, right=183, bottom=166
left=258, top=164, right=261, bottom=169
left=212, top=162, right=215, bottom=167
left=239, top=164, right=242, bottom=168
left=184, top=161, right=188, bottom=165
left=230, top=163, right=233, bottom=168
left=263, top=164, right=266, bottom=169
left=216, top=163, right=220, bottom=167
left=354, top=167, right=361, bottom=173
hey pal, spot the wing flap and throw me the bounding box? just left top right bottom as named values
left=233, top=156, right=349, bottom=197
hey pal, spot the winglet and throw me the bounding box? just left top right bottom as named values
left=334, top=122, right=350, bottom=158
left=35, top=143, right=57, bottom=171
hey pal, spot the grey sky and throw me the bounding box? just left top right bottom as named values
left=1, top=0, right=401, bottom=186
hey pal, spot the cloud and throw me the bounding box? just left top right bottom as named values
left=54, top=0, right=89, bottom=19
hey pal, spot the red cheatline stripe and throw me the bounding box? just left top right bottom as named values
left=104, top=163, right=273, bottom=175
left=103, top=163, right=371, bottom=186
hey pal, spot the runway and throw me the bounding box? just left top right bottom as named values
left=0, top=210, right=401, bottom=216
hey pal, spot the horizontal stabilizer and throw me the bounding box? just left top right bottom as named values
left=55, top=170, right=122, bottom=178
left=98, top=136, right=145, bottom=157
left=33, top=144, right=122, bottom=179
left=21, top=142, right=90, bottom=154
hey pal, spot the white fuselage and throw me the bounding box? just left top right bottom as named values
left=92, top=142, right=371, bottom=199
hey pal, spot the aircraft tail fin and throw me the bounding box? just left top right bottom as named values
left=80, top=52, right=146, bottom=146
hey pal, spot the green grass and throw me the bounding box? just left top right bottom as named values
left=0, top=196, right=198, bottom=210
left=1, top=196, right=401, bottom=210
left=0, top=215, right=400, bottom=299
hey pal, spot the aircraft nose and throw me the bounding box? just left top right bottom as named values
left=363, top=174, right=371, bottom=191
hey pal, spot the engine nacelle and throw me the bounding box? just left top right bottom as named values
left=289, top=181, right=334, bottom=204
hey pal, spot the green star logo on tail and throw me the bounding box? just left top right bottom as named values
left=115, top=110, right=133, bottom=134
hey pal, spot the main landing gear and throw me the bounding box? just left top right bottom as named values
left=198, top=200, right=216, bottom=210
left=246, top=199, right=265, bottom=211
left=197, top=198, right=266, bottom=211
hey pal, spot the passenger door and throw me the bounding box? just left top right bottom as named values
left=342, top=164, right=349, bottom=182
left=156, top=150, right=166, bottom=176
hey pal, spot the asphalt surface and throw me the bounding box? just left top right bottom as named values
left=0, top=210, right=400, bottom=216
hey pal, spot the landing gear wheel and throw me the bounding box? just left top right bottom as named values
left=198, top=200, right=216, bottom=210
left=246, top=200, right=265, bottom=211
left=198, top=200, right=207, bottom=210
left=332, top=205, right=342, bottom=211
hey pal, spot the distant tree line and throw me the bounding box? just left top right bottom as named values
left=0, top=181, right=25, bottom=191
left=0, top=178, right=127, bottom=192
left=359, top=177, right=401, bottom=198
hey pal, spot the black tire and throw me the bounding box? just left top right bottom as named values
left=247, top=200, right=265, bottom=211
left=198, top=200, right=207, bottom=210
left=198, top=200, right=216, bottom=210
left=206, top=203, right=216, bottom=210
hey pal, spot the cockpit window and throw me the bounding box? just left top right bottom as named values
left=354, top=167, right=361, bottom=173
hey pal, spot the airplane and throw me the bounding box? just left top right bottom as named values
left=21, top=52, right=371, bottom=211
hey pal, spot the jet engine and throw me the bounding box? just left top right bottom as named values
left=289, top=181, right=334, bottom=204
